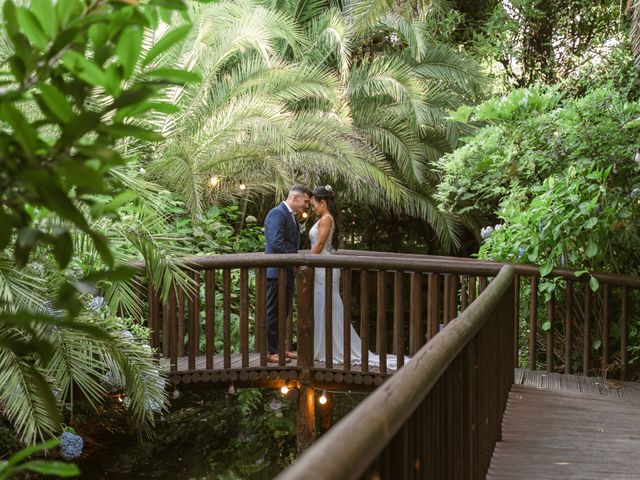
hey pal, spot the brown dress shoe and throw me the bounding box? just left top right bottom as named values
left=266, top=354, right=291, bottom=363
left=285, top=351, right=298, bottom=360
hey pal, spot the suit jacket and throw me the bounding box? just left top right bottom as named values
left=264, top=202, right=299, bottom=278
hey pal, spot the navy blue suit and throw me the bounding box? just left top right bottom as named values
left=264, top=202, right=299, bottom=353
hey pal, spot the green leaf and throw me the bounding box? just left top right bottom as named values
left=583, top=217, right=597, bottom=229
left=574, top=270, right=588, bottom=278
left=103, top=123, right=164, bottom=141
left=0, top=103, right=38, bottom=156
left=105, top=190, right=138, bottom=212
left=7, top=439, right=59, bottom=466
left=59, top=111, right=101, bottom=147
left=541, top=320, right=551, bottom=331
left=90, top=231, right=114, bottom=266
left=539, top=261, right=553, bottom=278
left=142, top=24, right=192, bottom=67
left=15, top=227, right=40, bottom=267
left=116, top=26, right=143, bottom=79
left=58, top=161, right=107, bottom=193
left=61, top=50, right=108, bottom=89
left=53, top=231, right=73, bottom=268
left=55, top=0, right=82, bottom=27
left=144, top=67, right=200, bottom=84
left=585, top=240, right=598, bottom=259
left=38, top=83, right=74, bottom=123
left=16, top=7, right=49, bottom=49
left=35, top=181, right=91, bottom=230
left=14, top=460, right=79, bottom=477
left=588, top=275, right=599, bottom=292
left=148, top=0, right=187, bottom=10
left=75, top=144, right=123, bottom=164
left=592, top=338, right=602, bottom=350
left=30, top=0, right=58, bottom=39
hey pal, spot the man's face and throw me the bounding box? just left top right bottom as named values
left=291, top=193, right=310, bottom=213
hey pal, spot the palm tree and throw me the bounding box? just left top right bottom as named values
left=139, top=0, right=485, bottom=251
left=140, top=0, right=410, bottom=223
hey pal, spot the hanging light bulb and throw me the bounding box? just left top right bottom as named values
left=209, top=175, right=220, bottom=187
left=301, top=211, right=308, bottom=219
left=239, top=182, right=246, bottom=191
left=280, top=385, right=289, bottom=395
left=318, top=389, right=327, bottom=405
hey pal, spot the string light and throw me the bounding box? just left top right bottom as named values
left=209, top=175, right=220, bottom=187
left=280, top=385, right=289, bottom=395
left=301, top=212, right=308, bottom=219
left=318, top=389, right=327, bottom=405
left=239, top=182, right=246, bottom=191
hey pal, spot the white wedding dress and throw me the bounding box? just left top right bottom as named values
left=310, top=216, right=404, bottom=370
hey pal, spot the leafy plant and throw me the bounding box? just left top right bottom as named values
left=0, top=0, right=195, bottom=445
left=0, top=439, right=79, bottom=479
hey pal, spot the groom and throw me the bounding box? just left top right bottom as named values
left=264, top=184, right=311, bottom=363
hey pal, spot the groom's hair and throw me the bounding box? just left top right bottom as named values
left=288, top=184, right=312, bottom=197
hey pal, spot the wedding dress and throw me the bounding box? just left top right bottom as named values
left=309, top=215, right=404, bottom=370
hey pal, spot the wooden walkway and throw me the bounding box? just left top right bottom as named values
left=488, top=370, right=640, bottom=479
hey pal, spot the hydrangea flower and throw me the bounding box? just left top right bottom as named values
left=268, top=398, right=282, bottom=411
left=60, top=431, right=83, bottom=460
left=480, top=226, right=494, bottom=239
left=518, top=247, right=525, bottom=258
left=90, top=296, right=105, bottom=312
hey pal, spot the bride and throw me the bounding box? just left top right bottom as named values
left=308, top=185, right=404, bottom=370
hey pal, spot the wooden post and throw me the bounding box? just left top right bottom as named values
left=296, top=267, right=316, bottom=452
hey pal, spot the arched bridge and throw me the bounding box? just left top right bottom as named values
left=138, top=250, right=640, bottom=478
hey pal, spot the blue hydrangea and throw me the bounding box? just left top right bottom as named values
left=518, top=247, right=525, bottom=258
left=90, top=296, right=104, bottom=311
left=480, top=226, right=494, bottom=239
left=60, top=431, right=83, bottom=460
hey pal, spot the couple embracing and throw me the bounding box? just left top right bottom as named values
left=264, top=184, right=403, bottom=369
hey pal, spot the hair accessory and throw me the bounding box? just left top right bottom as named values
left=325, top=185, right=332, bottom=192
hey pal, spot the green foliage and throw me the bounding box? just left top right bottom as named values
left=0, top=439, right=79, bottom=479
left=168, top=203, right=265, bottom=255
left=0, top=0, right=193, bottom=446
left=463, top=0, right=623, bottom=88
left=438, top=86, right=640, bottom=271
left=479, top=164, right=638, bottom=287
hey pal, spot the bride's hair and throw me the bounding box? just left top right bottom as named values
left=312, top=186, right=340, bottom=250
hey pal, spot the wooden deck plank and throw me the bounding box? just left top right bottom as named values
left=488, top=382, right=640, bottom=480
left=516, top=368, right=640, bottom=400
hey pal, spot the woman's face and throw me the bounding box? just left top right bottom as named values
left=311, top=197, right=324, bottom=215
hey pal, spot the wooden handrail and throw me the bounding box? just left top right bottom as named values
left=134, top=250, right=640, bottom=288
left=276, top=265, right=516, bottom=480
left=336, top=249, right=640, bottom=288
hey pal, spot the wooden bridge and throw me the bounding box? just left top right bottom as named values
left=139, top=250, right=640, bottom=478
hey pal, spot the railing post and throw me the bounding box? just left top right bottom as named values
left=296, top=266, right=316, bottom=453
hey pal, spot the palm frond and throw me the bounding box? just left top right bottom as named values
left=0, top=327, right=60, bottom=444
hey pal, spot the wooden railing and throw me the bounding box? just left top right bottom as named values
left=339, top=250, right=640, bottom=379
left=140, top=250, right=640, bottom=381
left=276, top=264, right=516, bottom=480
left=142, top=252, right=505, bottom=377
